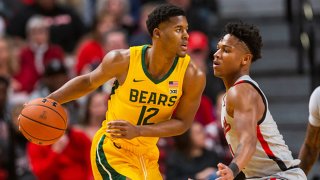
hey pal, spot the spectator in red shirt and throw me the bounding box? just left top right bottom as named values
left=27, top=127, right=93, bottom=180
left=76, top=28, right=129, bottom=76
left=13, top=15, right=64, bottom=94
left=187, top=31, right=218, bottom=126
left=75, top=12, right=119, bottom=75
left=187, top=31, right=229, bottom=159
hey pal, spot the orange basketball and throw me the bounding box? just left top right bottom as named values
left=18, top=98, right=68, bottom=145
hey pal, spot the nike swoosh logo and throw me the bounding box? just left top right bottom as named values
left=133, top=79, right=144, bottom=82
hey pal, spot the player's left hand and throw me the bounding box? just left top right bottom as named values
left=216, top=163, right=234, bottom=180
left=107, top=120, right=140, bottom=139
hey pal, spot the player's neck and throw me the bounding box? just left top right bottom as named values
left=223, top=72, right=248, bottom=90
left=149, top=45, right=177, bottom=62
left=145, top=47, right=177, bottom=80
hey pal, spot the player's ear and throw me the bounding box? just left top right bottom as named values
left=153, top=28, right=160, bottom=38
left=241, top=54, right=252, bottom=65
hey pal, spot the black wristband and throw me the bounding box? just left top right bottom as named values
left=228, top=162, right=240, bottom=177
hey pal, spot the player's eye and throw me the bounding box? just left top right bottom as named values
left=222, top=47, right=230, bottom=53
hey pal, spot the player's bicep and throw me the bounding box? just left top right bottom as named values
left=233, top=106, right=257, bottom=141
left=227, top=87, right=258, bottom=140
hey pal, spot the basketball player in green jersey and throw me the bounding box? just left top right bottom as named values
left=46, top=4, right=205, bottom=180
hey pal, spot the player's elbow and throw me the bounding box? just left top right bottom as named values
left=178, top=126, right=189, bottom=135
left=80, top=74, right=98, bottom=91
left=175, top=119, right=192, bottom=136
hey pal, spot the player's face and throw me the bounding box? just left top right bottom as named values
left=157, top=16, right=189, bottom=57
left=212, top=34, right=249, bottom=78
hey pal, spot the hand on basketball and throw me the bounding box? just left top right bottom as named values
left=216, top=163, right=234, bottom=180
left=107, top=120, right=140, bottom=139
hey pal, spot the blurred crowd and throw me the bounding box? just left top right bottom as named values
left=0, top=0, right=232, bottom=179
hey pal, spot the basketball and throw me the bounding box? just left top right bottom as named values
left=18, top=98, right=68, bottom=145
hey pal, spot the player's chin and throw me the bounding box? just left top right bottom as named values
left=213, top=65, right=223, bottom=77
left=213, top=70, right=223, bottom=78
left=177, top=51, right=187, bottom=57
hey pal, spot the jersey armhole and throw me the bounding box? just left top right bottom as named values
left=233, top=80, right=267, bottom=125
left=121, top=46, right=139, bottom=86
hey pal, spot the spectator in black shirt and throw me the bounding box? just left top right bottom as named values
left=7, top=0, right=86, bottom=53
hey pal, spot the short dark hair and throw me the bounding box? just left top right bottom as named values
left=225, top=22, right=263, bottom=62
left=146, top=4, right=185, bottom=37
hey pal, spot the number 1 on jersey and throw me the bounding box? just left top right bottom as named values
left=137, top=106, right=159, bottom=125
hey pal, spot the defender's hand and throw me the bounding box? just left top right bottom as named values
left=107, top=120, right=140, bottom=139
left=216, top=163, right=234, bottom=180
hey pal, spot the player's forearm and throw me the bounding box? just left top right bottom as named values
left=47, top=75, right=97, bottom=104
left=299, top=143, right=319, bottom=175
left=137, top=118, right=190, bottom=137
left=232, top=137, right=257, bottom=170
left=299, top=123, right=320, bottom=174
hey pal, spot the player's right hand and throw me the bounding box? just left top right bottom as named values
left=107, top=120, right=140, bottom=139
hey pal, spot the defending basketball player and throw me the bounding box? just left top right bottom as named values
left=299, top=86, right=320, bottom=176
left=213, top=22, right=306, bottom=180
left=45, top=4, right=205, bottom=180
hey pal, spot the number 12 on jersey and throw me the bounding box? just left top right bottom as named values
left=137, top=105, right=159, bottom=125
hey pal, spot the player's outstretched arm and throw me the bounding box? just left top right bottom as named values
left=299, top=87, right=320, bottom=175
left=107, top=61, right=206, bottom=139
left=299, top=123, right=320, bottom=175
left=47, top=49, right=129, bottom=104
left=217, top=84, right=260, bottom=179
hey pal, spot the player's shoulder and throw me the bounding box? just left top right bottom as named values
left=309, top=86, right=320, bottom=108
left=104, top=48, right=130, bottom=62
left=182, top=60, right=206, bottom=94
left=227, top=81, right=260, bottom=104
left=311, top=86, right=320, bottom=99
left=184, top=60, right=206, bottom=82
left=99, top=49, right=131, bottom=75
